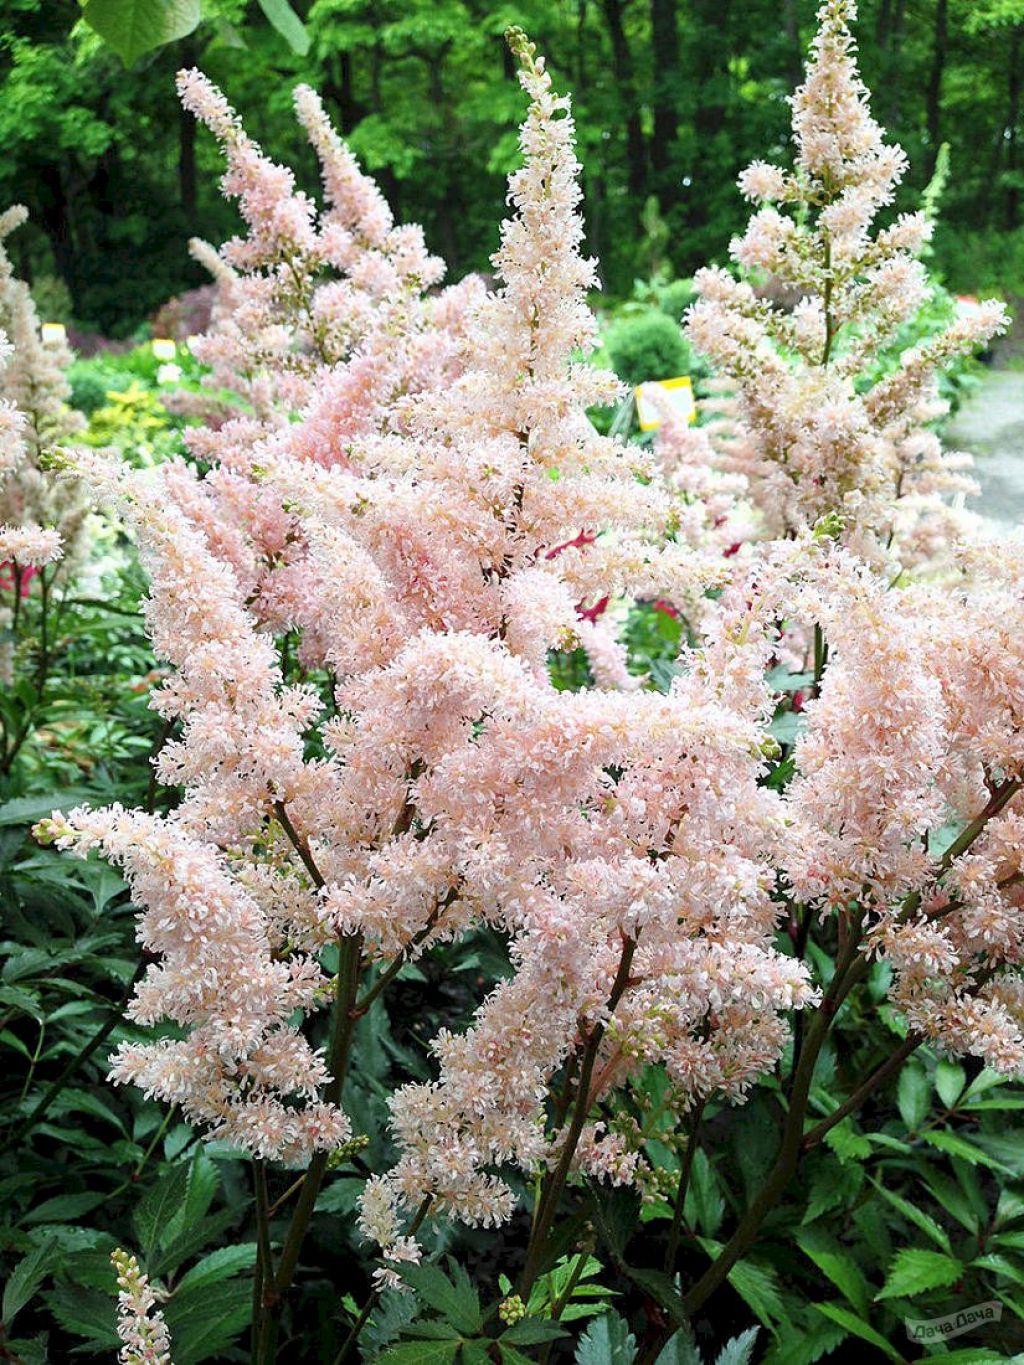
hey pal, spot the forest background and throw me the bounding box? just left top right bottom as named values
left=3, top=0, right=1021, bottom=338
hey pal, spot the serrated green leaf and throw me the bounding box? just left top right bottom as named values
left=869, top=1179, right=952, bottom=1254
left=397, top=1259, right=482, bottom=1335
left=0, top=789, right=96, bottom=827
left=44, top=1281, right=119, bottom=1349
left=3, top=1239, right=56, bottom=1327
left=133, top=1162, right=189, bottom=1258
left=973, top=1252, right=1024, bottom=1286
left=23, top=1191, right=107, bottom=1226
left=165, top=1274, right=251, bottom=1365
left=803, top=1157, right=863, bottom=1224
left=622, top=1267, right=687, bottom=1327
left=811, top=1302, right=903, bottom=1363
left=824, top=1119, right=871, bottom=1162
left=174, top=1243, right=256, bottom=1295
left=876, top=1247, right=962, bottom=1301
left=151, top=1208, right=238, bottom=1278
left=726, top=1257, right=783, bottom=1327
left=380, top=1344, right=461, bottom=1364
left=919, top=1167, right=980, bottom=1233
left=796, top=1228, right=870, bottom=1316
left=575, top=1310, right=636, bottom=1364
left=685, top=1149, right=724, bottom=1237
left=397, top=1321, right=461, bottom=1340
left=501, top=1319, right=568, bottom=1345
left=81, top=0, right=201, bottom=65
left=922, top=1130, right=1014, bottom=1173
left=715, top=1327, right=760, bottom=1365
left=653, top=1328, right=701, bottom=1365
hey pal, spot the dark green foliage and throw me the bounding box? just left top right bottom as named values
left=1, top=0, right=1021, bottom=335
left=605, top=311, right=690, bottom=388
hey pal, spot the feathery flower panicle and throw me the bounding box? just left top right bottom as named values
left=768, top=534, right=1024, bottom=1074
left=110, top=1250, right=172, bottom=1365
left=685, top=0, right=1007, bottom=561
left=169, top=71, right=483, bottom=653
left=47, top=8, right=1024, bottom=1302
left=47, top=39, right=822, bottom=1280
left=0, top=210, right=89, bottom=574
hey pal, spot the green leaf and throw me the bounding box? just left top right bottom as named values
left=402, top=1322, right=463, bottom=1340
left=715, top=1328, right=760, bottom=1365
left=44, top=1282, right=119, bottom=1349
left=133, top=1161, right=189, bottom=1258
left=3, top=1239, right=56, bottom=1328
left=685, top=1149, right=724, bottom=1237
left=23, top=1191, right=107, bottom=1226
left=0, top=789, right=95, bottom=827
left=934, top=1059, right=966, bottom=1109
left=501, top=1319, right=568, bottom=1345
left=919, top=1168, right=980, bottom=1233
left=869, top=1179, right=952, bottom=1254
left=151, top=1209, right=238, bottom=1278
left=796, top=1228, right=870, bottom=1316
left=803, top=1157, right=863, bottom=1223
left=575, top=1311, right=637, bottom=1364
left=876, top=1248, right=962, bottom=1301
left=652, top=1329, right=701, bottom=1365
left=621, top=1268, right=687, bottom=1327
left=164, top=1274, right=251, bottom=1365
left=823, top=1119, right=871, bottom=1162
left=255, top=0, right=310, bottom=54
left=380, top=1344, right=461, bottom=1364
left=897, top=1060, right=930, bottom=1130
left=360, top=1288, right=418, bottom=1357
left=591, top=1186, right=643, bottom=1261
left=397, top=1259, right=482, bottom=1336
left=174, top=1243, right=257, bottom=1295
left=81, top=0, right=201, bottom=65
left=810, top=1303, right=903, bottom=1363
left=922, top=1130, right=1014, bottom=1173
left=726, top=1257, right=783, bottom=1327
left=972, top=1252, right=1024, bottom=1286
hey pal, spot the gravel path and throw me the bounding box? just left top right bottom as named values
left=947, top=369, right=1024, bottom=529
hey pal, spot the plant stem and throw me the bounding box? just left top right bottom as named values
left=273, top=800, right=325, bottom=889
left=812, top=622, right=828, bottom=698
left=518, top=935, right=637, bottom=1300
left=801, top=1033, right=922, bottom=1152
left=107, top=1105, right=179, bottom=1201
left=664, top=1098, right=706, bottom=1273
left=678, top=915, right=865, bottom=1322
left=538, top=1244, right=593, bottom=1365
left=331, top=1195, right=434, bottom=1365
left=253, top=1159, right=276, bottom=1365
left=354, top=896, right=453, bottom=1017
left=267, top=930, right=363, bottom=1312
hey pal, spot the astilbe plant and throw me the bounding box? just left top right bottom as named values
left=167, top=72, right=486, bottom=655
left=684, top=0, right=1007, bottom=566
left=0, top=210, right=94, bottom=775
left=0, top=206, right=89, bottom=576
left=31, top=5, right=1024, bottom=1362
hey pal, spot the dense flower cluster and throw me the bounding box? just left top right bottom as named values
left=110, top=1249, right=172, bottom=1365
left=0, top=206, right=88, bottom=572
left=40, top=0, right=1024, bottom=1301
left=685, top=0, right=1006, bottom=561
left=170, top=72, right=484, bottom=652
